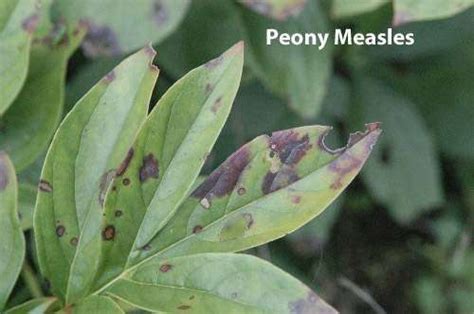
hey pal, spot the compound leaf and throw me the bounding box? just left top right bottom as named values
left=94, top=42, right=244, bottom=291
left=34, top=46, right=159, bottom=303
left=107, top=253, right=336, bottom=314
left=0, top=152, right=25, bottom=310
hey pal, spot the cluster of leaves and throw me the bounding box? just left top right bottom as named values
left=1, top=0, right=473, bottom=313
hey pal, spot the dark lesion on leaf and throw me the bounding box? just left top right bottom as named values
left=39, top=179, right=53, bottom=193
left=139, top=153, right=159, bottom=182
left=192, top=225, right=203, bottom=234
left=159, top=263, right=172, bottom=272
left=56, top=225, right=66, bottom=237
left=177, top=305, right=191, bottom=310
left=21, top=14, right=39, bottom=34
left=192, top=146, right=250, bottom=205
left=70, top=237, right=79, bottom=246
left=204, top=55, right=224, bottom=69
left=102, top=225, right=116, bottom=241
left=80, top=20, right=121, bottom=57
left=153, top=0, right=169, bottom=25
left=270, top=130, right=311, bottom=165
left=99, top=170, right=116, bottom=205
left=211, top=96, right=223, bottom=113
left=117, top=148, right=134, bottom=176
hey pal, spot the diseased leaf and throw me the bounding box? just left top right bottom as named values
left=94, top=43, right=244, bottom=291
left=393, top=0, right=474, bottom=25
left=331, top=0, right=389, bottom=19
left=107, top=253, right=336, bottom=313
left=0, top=0, right=38, bottom=115
left=92, top=122, right=380, bottom=295
left=72, top=296, right=124, bottom=314
left=354, top=78, right=443, bottom=224
left=239, top=0, right=332, bottom=118
left=54, top=0, right=190, bottom=57
left=34, top=47, right=159, bottom=303
left=4, top=297, right=58, bottom=314
left=239, top=0, right=307, bottom=20
left=0, top=21, right=86, bottom=171
left=0, top=152, right=25, bottom=310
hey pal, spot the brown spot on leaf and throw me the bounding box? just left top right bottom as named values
left=291, top=195, right=301, bottom=204
left=99, top=170, right=116, bottom=205
left=193, top=225, right=203, bottom=234
left=211, top=96, right=223, bottom=113
left=192, top=146, right=250, bottom=199
left=56, top=225, right=65, bottom=237
left=189, top=295, right=195, bottom=300
left=329, top=153, right=361, bottom=190
left=116, top=148, right=134, bottom=176
left=122, top=178, right=131, bottom=186
left=262, top=168, right=299, bottom=195
left=270, top=130, right=311, bottom=165
left=237, top=187, right=246, bottom=195
left=70, top=237, right=79, bottom=246
left=243, top=213, right=254, bottom=228
left=153, top=0, right=168, bottom=25
left=139, top=154, right=159, bottom=182
left=102, top=225, right=116, bottom=241
left=160, top=263, right=172, bottom=272
left=177, top=305, right=191, bottom=310
left=39, top=180, right=53, bottom=192
left=81, top=21, right=121, bottom=57
left=22, top=14, right=39, bottom=33
left=205, top=83, right=213, bottom=93
left=115, top=210, right=123, bottom=217
left=141, top=244, right=152, bottom=251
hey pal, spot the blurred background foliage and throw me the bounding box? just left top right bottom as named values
left=1, top=0, right=473, bottom=313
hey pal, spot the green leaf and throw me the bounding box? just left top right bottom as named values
left=354, top=78, right=443, bottom=224
left=0, top=22, right=86, bottom=171
left=239, top=0, right=332, bottom=118
left=4, top=297, right=58, bottom=314
left=331, top=0, right=389, bottom=19
left=0, top=152, right=25, bottom=310
left=238, top=0, right=307, bottom=20
left=107, top=253, right=336, bottom=313
left=71, top=296, right=123, bottom=314
left=34, top=47, right=159, bottom=303
left=18, top=183, right=36, bottom=230
left=0, top=0, right=38, bottom=115
left=94, top=43, right=244, bottom=292
left=93, top=121, right=380, bottom=295
left=54, top=0, right=190, bottom=57
left=393, top=0, right=474, bottom=25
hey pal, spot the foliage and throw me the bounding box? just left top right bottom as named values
left=0, top=0, right=473, bottom=313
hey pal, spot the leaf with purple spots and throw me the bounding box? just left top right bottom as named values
left=121, top=123, right=380, bottom=267
left=33, top=47, right=159, bottom=303
left=106, top=253, right=337, bottom=314
left=54, top=0, right=190, bottom=57
left=94, top=42, right=244, bottom=291
left=0, top=152, right=25, bottom=311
